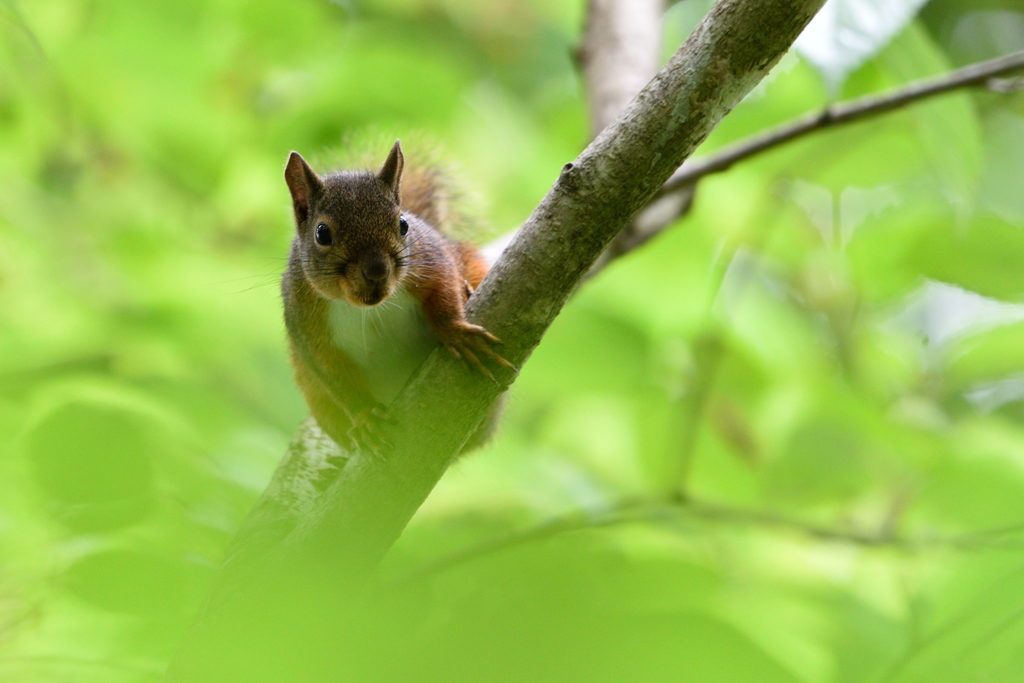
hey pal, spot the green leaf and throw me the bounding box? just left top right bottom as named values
left=906, top=214, right=1024, bottom=301
left=876, top=22, right=983, bottom=211
left=23, top=399, right=156, bottom=532
left=63, top=548, right=213, bottom=617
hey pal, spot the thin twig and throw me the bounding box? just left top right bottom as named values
left=683, top=499, right=1024, bottom=551
left=402, top=495, right=1024, bottom=581
left=661, top=49, right=1024, bottom=194
left=399, top=496, right=665, bottom=580
left=400, top=496, right=658, bottom=580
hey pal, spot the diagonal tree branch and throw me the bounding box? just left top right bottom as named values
left=166, top=1, right=828, bottom=679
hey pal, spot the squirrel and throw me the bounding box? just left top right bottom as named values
left=280, top=140, right=511, bottom=454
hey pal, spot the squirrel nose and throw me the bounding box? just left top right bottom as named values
left=361, top=258, right=390, bottom=285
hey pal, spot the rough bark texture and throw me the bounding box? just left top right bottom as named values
left=165, top=1, right=827, bottom=679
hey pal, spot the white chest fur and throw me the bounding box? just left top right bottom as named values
left=327, top=289, right=437, bottom=405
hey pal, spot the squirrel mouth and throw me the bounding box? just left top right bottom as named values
left=359, top=286, right=388, bottom=307
left=338, top=276, right=388, bottom=307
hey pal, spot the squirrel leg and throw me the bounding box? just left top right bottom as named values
left=416, top=280, right=515, bottom=380
left=438, top=321, right=514, bottom=382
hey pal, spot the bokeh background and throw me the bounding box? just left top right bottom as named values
left=4, top=0, right=1024, bottom=680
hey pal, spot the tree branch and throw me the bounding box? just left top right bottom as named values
left=577, top=0, right=665, bottom=138
left=588, top=48, right=1024, bottom=277
left=166, top=1, right=828, bottom=679
left=663, top=48, right=1024, bottom=193
left=577, top=0, right=687, bottom=276
left=403, top=495, right=1024, bottom=580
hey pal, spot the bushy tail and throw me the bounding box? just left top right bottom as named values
left=399, top=162, right=453, bottom=232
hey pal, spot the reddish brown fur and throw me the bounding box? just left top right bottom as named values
left=281, top=141, right=507, bottom=452
left=456, top=242, right=489, bottom=291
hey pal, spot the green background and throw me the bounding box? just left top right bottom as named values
left=3, top=0, right=1024, bottom=680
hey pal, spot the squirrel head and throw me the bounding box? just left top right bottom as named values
left=285, top=141, right=410, bottom=307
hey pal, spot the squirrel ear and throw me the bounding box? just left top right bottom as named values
left=284, top=152, right=322, bottom=225
left=377, top=140, right=404, bottom=203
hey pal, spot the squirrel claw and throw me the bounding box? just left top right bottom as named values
left=346, top=404, right=391, bottom=458
left=481, top=345, right=516, bottom=371
left=441, top=321, right=515, bottom=380
left=461, top=345, right=497, bottom=383
left=444, top=343, right=472, bottom=373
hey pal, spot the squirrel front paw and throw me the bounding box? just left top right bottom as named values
left=437, top=321, right=516, bottom=382
left=346, top=403, right=392, bottom=457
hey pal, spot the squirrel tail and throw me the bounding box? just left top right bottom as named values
left=398, top=149, right=483, bottom=241
left=400, top=163, right=453, bottom=231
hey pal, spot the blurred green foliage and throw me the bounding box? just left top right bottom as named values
left=3, top=0, right=1024, bottom=680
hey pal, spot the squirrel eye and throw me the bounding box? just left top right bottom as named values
left=399, top=216, right=409, bottom=237
left=315, top=223, right=333, bottom=246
